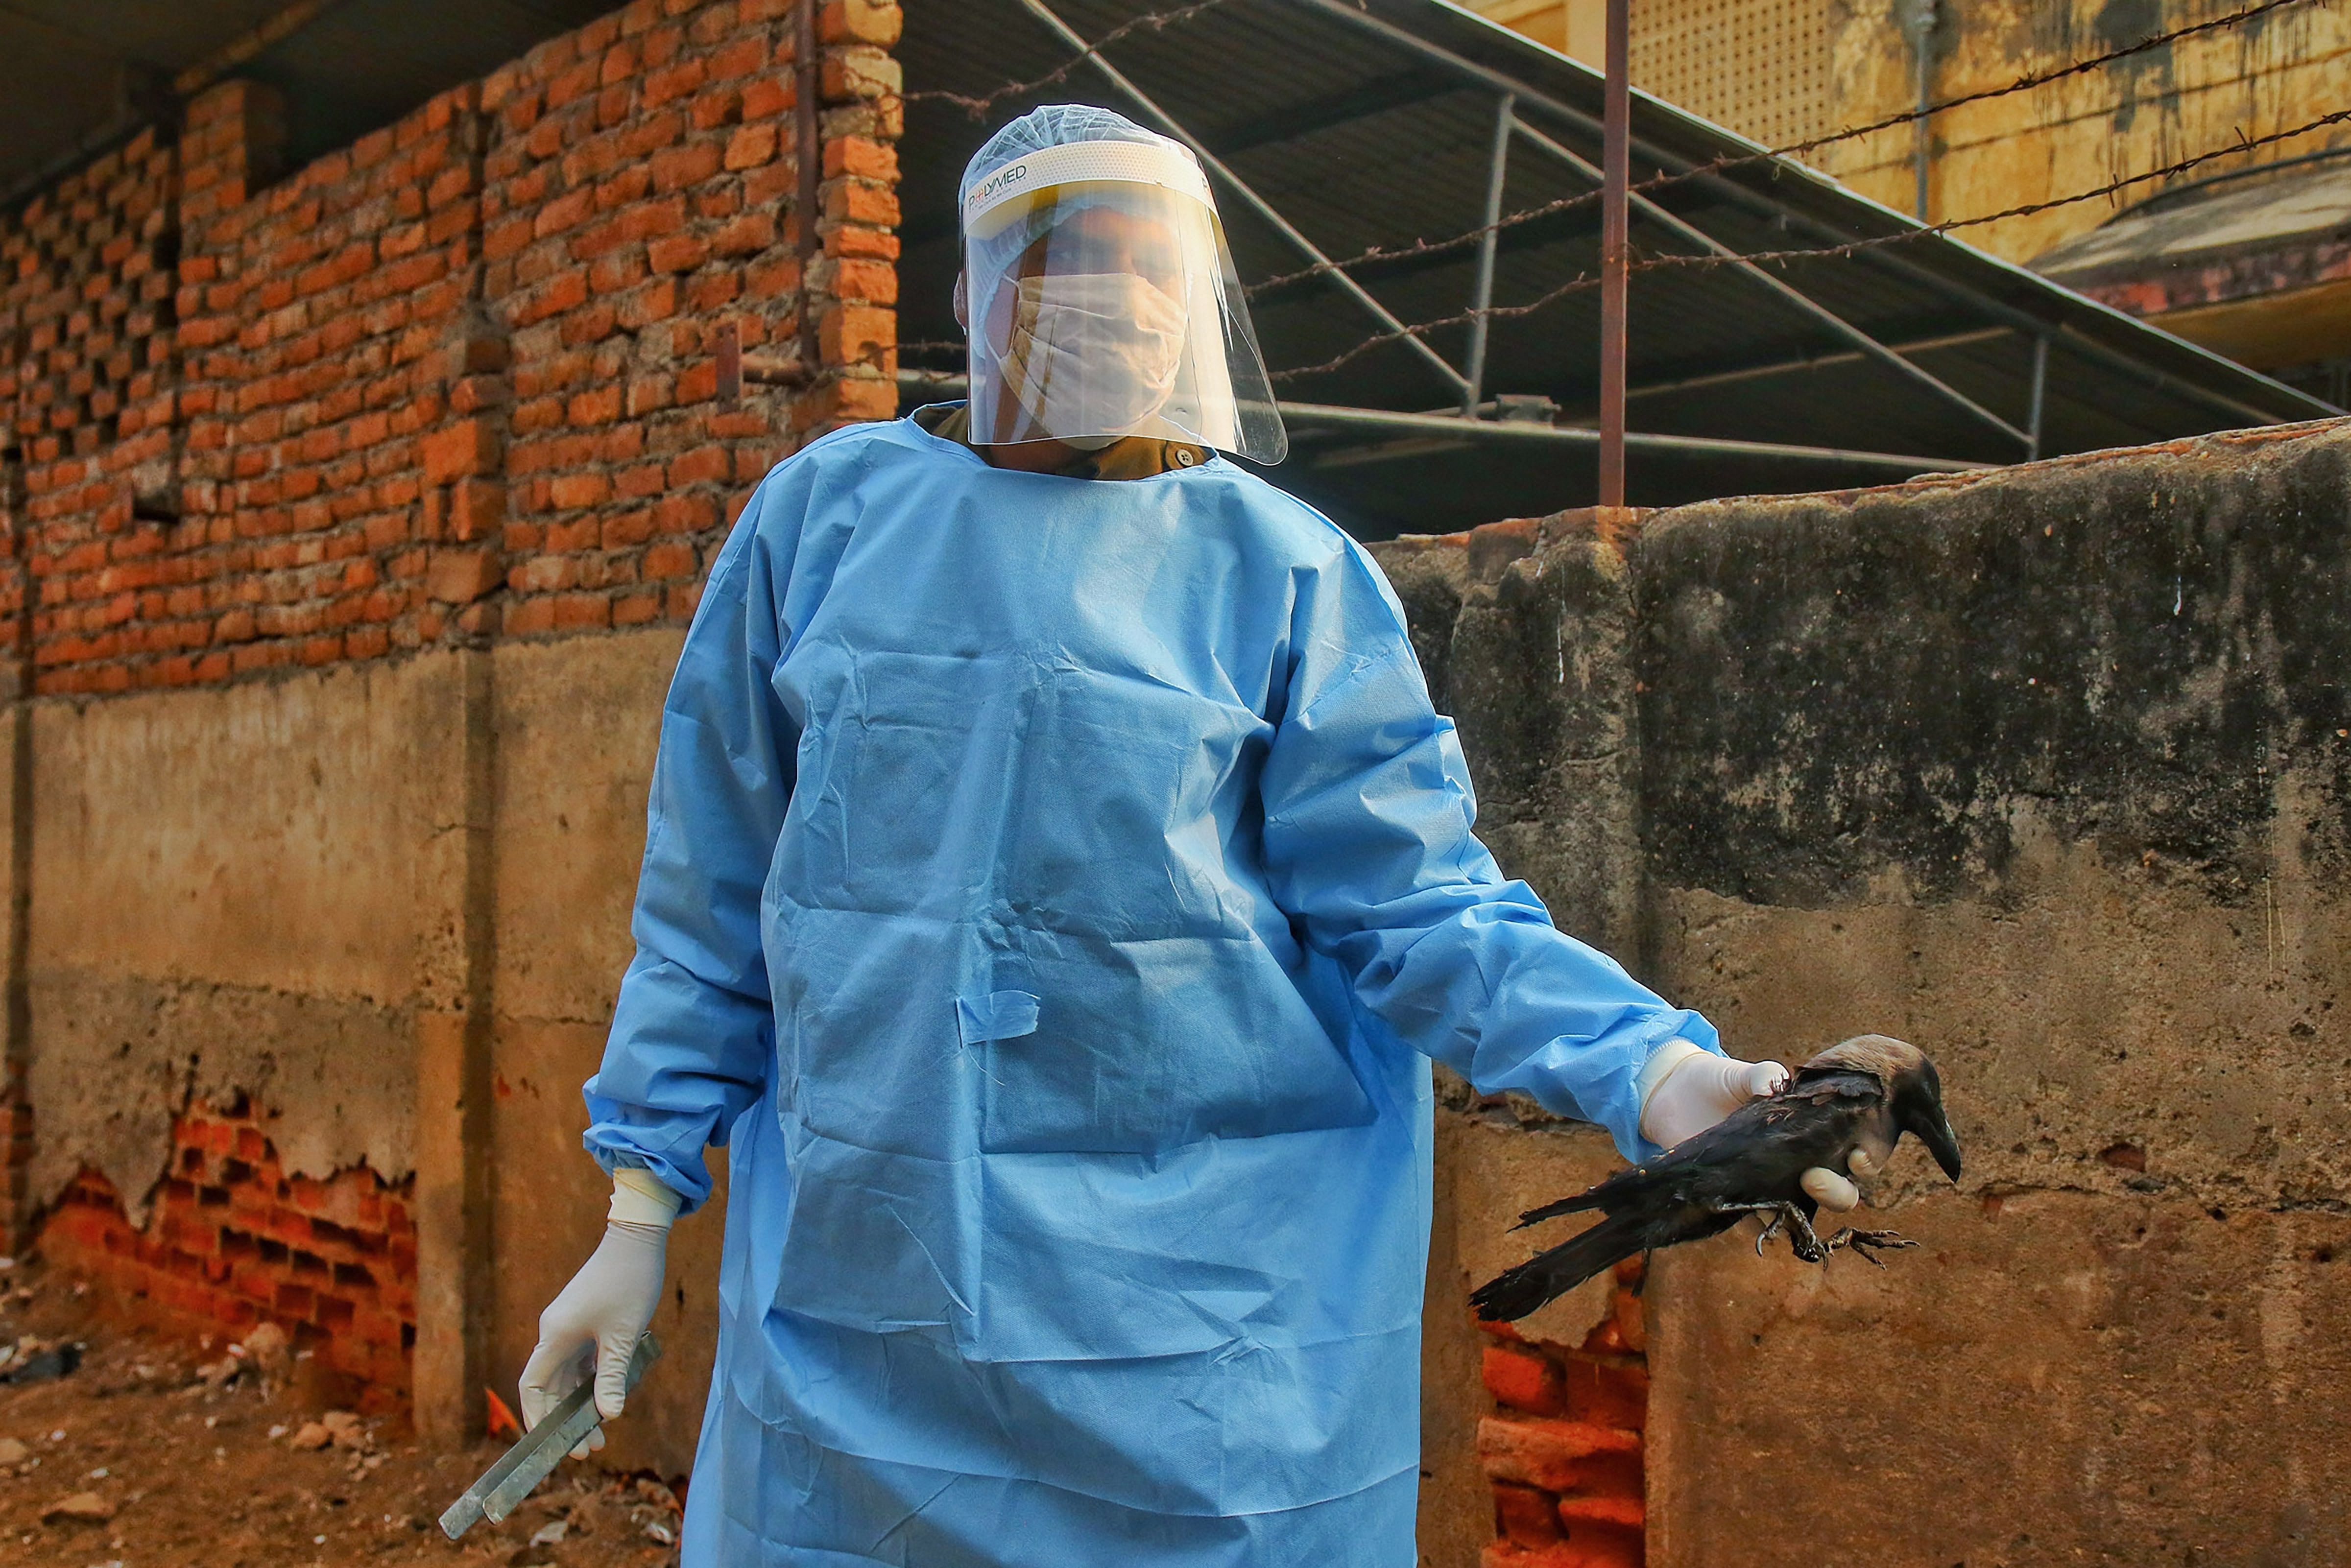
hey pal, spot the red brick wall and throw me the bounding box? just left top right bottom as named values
left=41, top=1099, right=417, bottom=1407
left=0, top=127, right=182, bottom=694
left=1475, top=1259, right=1651, bottom=1568
left=168, top=81, right=489, bottom=680
left=1, top=0, right=902, bottom=696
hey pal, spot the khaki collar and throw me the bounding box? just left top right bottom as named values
left=915, top=404, right=1211, bottom=480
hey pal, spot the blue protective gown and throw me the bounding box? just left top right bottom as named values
left=582, top=412, right=1718, bottom=1567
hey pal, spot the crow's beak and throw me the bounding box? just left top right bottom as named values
left=1906, top=1105, right=1964, bottom=1182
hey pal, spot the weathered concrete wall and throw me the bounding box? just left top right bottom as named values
left=1821, top=0, right=2351, bottom=262
left=1379, top=418, right=2351, bottom=1566
left=19, top=655, right=473, bottom=1403
left=488, top=628, right=717, bottom=1476
left=17, top=628, right=717, bottom=1464
left=1635, top=423, right=2351, bottom=1566
left=25, top=656, right=468, bottom=1218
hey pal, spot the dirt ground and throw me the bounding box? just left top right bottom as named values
left=0, top=1262, right=684, bottom=1568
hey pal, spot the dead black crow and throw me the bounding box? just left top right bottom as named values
left=1469, top=1034, right=1963, bottom=1323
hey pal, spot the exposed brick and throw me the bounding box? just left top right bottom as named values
left=820, top=0, right=904, bottom=47
left=422, top=418, right=503, bottom=483
left=830, top=256, right=897, bottom=304
left=812, top=373, right=897, bottom=426
left=1557, top=1496, right=1644, bottom=1530
left=648, top=233, right=710, bottom=273
left=725, top=122, right=779, bottom=170
left=819, top=302, right=895, bottom=370
left=642, top=539, right=698, bottom=580
left=427, top=546, right=505, bottom=603
left=742, top=74, right=792, bottom=121
left=1478, top=1417, right=1642, bottom=1494
left=714, top=210, right=777, bottom=257
left=1560, top=1353, right=1647, bottom=1433
left=824, top=220, right=900, bottom=261
left=1486, top=1343, right=1573, bottom=1417
left=1481, top=1540, right=1642, bottom=1568
left=650, top=140, right=723, bottom=191
left=667, top=444, right=730, bottom=486
left=549, top=472, right=613, bottom=509
left=821, top=45, right=902, bottom=100
left=824, top=135, right=899, bottom=182
left=824, top=180, right=901, bottom=227
left=1494, top=1483, right=1566, bottom=1545
left=1474, top=1270, right=1650, bottom=1568
left=38, top=1101, right=413, bottom=1412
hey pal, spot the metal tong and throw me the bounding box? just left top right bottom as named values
left=439, top=1333, right=663, bottom=1541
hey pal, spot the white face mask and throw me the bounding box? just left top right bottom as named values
left=997, top=272, right=1188, bottom=442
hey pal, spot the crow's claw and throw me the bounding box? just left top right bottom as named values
left=1823, top=1227, right=1916, bottom=1268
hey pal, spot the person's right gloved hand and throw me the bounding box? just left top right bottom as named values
left=518, top=1169, right=678, bottom=1457
left=1637, top=1042, right=1870, bottom=1212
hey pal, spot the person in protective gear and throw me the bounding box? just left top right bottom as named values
left=521, top=105, right=1855, bottom=1567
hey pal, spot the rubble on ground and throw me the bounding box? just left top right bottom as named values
left=0, top=1260, right=685, bottom=1566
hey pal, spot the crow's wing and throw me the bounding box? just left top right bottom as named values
left=1513, top=1095, right=1780, bottom=1226
left=1785, top=1066, right=1884, bottom=1102
left=1512, top=1069, right=1888, bottom=1228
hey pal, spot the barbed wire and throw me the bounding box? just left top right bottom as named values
left=1269, top=268, right=1606, bottom=382
left=904, top=0, right=1235, bottom=119
left=1243, top=187, right=1600, bottom=298
left=1264, top=104, right=2351, bottom=383
left=1243, top=0, right=2325, bottom=300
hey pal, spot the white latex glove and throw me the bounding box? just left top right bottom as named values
left=1638, top=1042, right=1787, bottom=1148
left=1802, top=1148, right=1876, bottom=1212
left=1637, top=1042, right=1867, bottom=1212
left=518, top=1170, right=679, bottom=1457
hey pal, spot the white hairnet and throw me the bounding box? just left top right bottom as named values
left=960, top=105, right=1168, bottom=195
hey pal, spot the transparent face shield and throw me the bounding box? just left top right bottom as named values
left=960, top=142, right=1287, bottom=463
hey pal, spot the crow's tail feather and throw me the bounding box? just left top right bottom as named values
left=1469, top=1213, right=1645, bottom=1324
left=1513, top=1187, right=1607, bottom=1230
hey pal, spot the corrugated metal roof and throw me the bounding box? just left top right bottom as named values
left=898, top=0, right=2337, bottom=536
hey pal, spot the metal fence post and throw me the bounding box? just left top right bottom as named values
left=1598, top=0, right=1630, bottom=507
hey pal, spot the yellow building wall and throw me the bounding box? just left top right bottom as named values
left=1460, top=0, right=2351, bottom=265
left=1468, top=0, right=1607, bottom=63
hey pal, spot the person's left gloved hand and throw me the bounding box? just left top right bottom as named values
left=1637, top=1042, right=1865, bottom=1211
